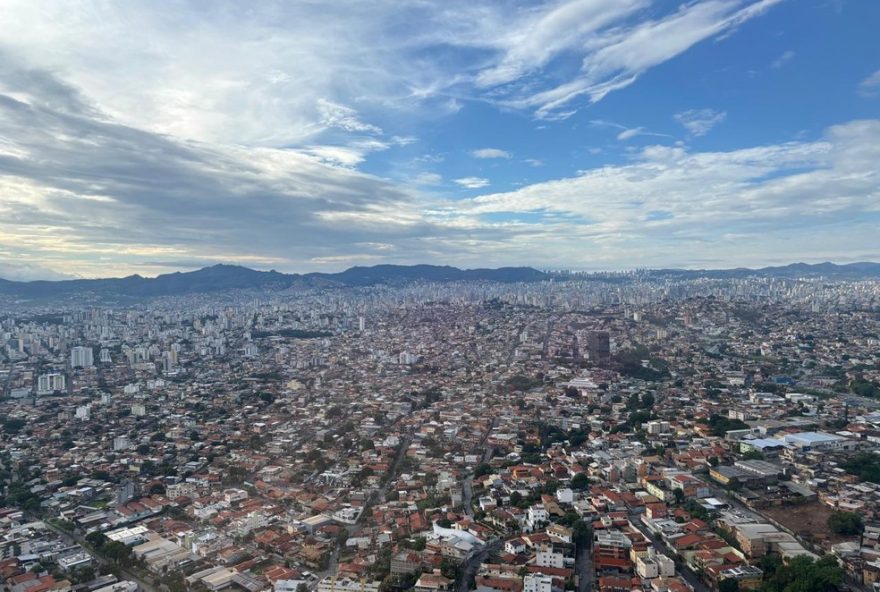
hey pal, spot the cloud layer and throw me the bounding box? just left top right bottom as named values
left=1, top=1, right=876, bottom=279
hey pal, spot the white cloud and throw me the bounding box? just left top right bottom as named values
left=524, top=159, right=544, bottom=167
left=617, top=127, right=645, bottom=140
left=499, top=0, right=784, bottom=118
left=455, top=177, right=491, bottom=189
left=434, top=119, right=880, bottom=268
left=590, top=119, right=670, bottom=141
left=412, top=172, right=443, bottom=185
left=471, top=148, right=512, bottom=159
left=674, top=108, right=727, bottom=136
left=770, top=50, right=795, bottom=69
left=858, top=69, right=880, bottom=97
left=0, top=0, right=784, bottom=142
left=316, top=99, right=382, bottom=134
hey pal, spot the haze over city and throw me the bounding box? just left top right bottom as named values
left=0, top=1, right=878, bottom=281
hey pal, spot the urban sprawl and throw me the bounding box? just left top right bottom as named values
left=1, top=275, right=880, bottom=592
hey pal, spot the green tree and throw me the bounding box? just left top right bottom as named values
left=760, top=555, right=842, bottom=592
left=570, top=473, right=589, bottom=491
left=718, top=579, right=739, bottom=592
left=572, top=519, right=592, bottom=547
left=827, top=511, right=864, bottom=536
left=440, top=558, right=461, bottom=580
left=672, top=488, right=685, bottom=504
left=474, top=463, right=492, bottom=477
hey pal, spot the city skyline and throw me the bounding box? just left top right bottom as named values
left=1, top=1, right=879, bottom=280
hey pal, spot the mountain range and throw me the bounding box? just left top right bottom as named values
left=0, top=264, right=547, bottom=299
left=0, top=261, right=878, bottom=300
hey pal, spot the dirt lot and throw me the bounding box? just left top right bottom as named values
left=761, top=502, right=854, bottom=545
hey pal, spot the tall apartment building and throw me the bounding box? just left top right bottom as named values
left=38, top=373, right=66, bottom=394
left=71, top=345, right=94, bottom=368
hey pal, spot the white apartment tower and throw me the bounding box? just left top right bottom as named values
left=70, top=346, right=94, bottom=368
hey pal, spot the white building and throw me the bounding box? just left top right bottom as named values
left=113, top=436, right=131, bottom=451
left=523, top=574, right=552, bottom=592
left=275, top=580, right=309, bottom=592
left=636, top=554, right=675, bottom=579
left=317, top=577, right=380, bottom=592
left=526, top=504, right=548, bottom=531
left=535, top=548, right=564, bottom=569
left=71, top=346, right=94, bottom=368
left=37, top=373, right=66, bottom=394
left=556, top=488, right=574, bottom=504
left=782, top=432, right=851, bottom=451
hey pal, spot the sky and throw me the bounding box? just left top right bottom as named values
left=0, top=0, right=878, bottom=280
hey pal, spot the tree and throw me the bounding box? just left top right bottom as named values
left=672, top=488, right=685, bottom=504
left=572, top=519, right=592, bottom=547
left=86, top=531, right=108, bottom=549
left=570, top=473, right=589, bottom=491
left=474, top=463, right=492, bottom=477
left=72, top=566, right=96, bottom=584
left=440, top=558, right=461, bottom=580
left=841, top=453, right=880, bottom=484
left=760, top=555, right=843, bottom=592
left=103, top=541, right=133, bottom=565
left=827, top=511, right=864, bottom=536
left=718, top=579, right=739, bottom=592
left=2, top=418, right=26, bottom=434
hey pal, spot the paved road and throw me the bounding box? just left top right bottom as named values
left=456, top=539, right=502, bottom=592
left=505, top=324, right=526, bottom=366
left=378, top=434, right=413, bottom=504
left=575, top=543, right=592, bottom=592
left=461, top=417, right=498, bottom=518
left=630, top=518, right=711, bottom=592
left=39, top=517, right=157, bottom=592
left=541, top=320, right=554, bottom=360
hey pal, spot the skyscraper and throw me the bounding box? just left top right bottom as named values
left=70, top=345, right=94, bottom=368
left=587, top=331, right=611, bottom=365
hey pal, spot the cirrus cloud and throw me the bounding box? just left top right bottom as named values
left=674, top=108, right=728, bottom=136
left=454, top=177, right=491, bottom=189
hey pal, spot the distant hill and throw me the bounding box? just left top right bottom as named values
left=1, top=261, right=877, bottom=301
left=646, top=261, right=880, bottom=280
left=316, top=264, right=548, bottom=286
left=0, top=263, right=549, bottom=299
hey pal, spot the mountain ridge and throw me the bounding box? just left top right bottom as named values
left=0, top=261, right=878, bottom=300
left=0, top=263, right=549, bottom=299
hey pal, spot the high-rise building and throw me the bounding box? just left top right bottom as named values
left=587, top=330, right=611, bottom=365
left=70, top=345, right=94, bottom=368
left=37, top=373, right=66, bottom=394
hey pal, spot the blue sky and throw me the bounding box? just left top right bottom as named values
left=0, top=0, right=878, bottom=279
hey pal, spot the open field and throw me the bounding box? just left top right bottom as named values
left=761, top=502, right=854, bottom=546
